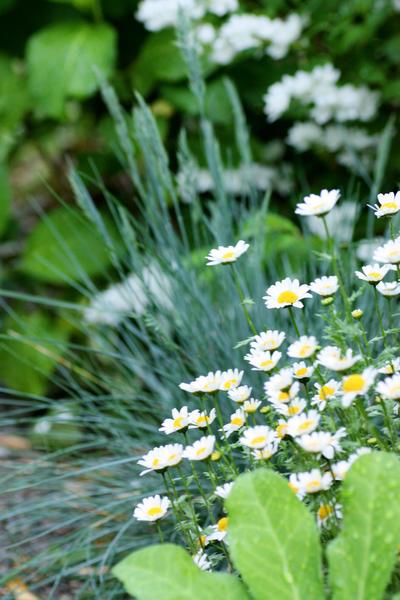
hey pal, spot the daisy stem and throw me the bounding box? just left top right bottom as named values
left=164, top=471, right=196, bottom=551
left=380, top=398, right=397, bottom=449
left=156, top=522, right=164, bottom=543
left=288, top=306, right=300, bottom=337
left=373, top=285, right=387, bottom=344
left=390, top=219, right=395, bottom=241
left=355, top=398, right=387, bottom=450
left=230, top=265, right=257, bottom=335
left=321, top=216, right=352, bottom=321
left=176, top=464, right=203, bottom=540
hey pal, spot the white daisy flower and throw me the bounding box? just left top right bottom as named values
left=376, top=374, right=400, bottom=400
left=296, top=428, right=346, bottom=459
left=264, top=368, right=293, bottom=396
left=287, top=335, right=318, bottom=359
left=252, top=440, right=280, bottom=461
left=138, top=444, right=184, bottom=475
left=264, top=277, right=312, bottom=309
left=219, top=369, right=244, bottom=391
left=159, top=407, right=190, bottom=435
left=349, top=447, right=371, bottom=464
left=311, top=379, right=339, bottom=410
left=239, top=425, right=276, bottom=449
left=355, top=263, right=395, bottom=284
left=297, top=468, right=333, bottom=494
left=317, top=503, right=342, bottom=528
left=371, top=191, right=400, bottom=218
left=250, top=330, right=286, bottom=352
left=332, top=459, right=351, bottom=481
left=223, top=409, right=246, bottom=437
left=272, top=398, right=306, bottom=417
left=287, top=410, right=320, bottom=437
left=179, top=371, right=221, bottom=394
left=292, top=361, right=314, bottom=379
left=310, top=275, right=339, bottom=296
left=215, top=482, right=234, bottom=500
left=228, top=385, right=252, bottom=403
left=295, top=189, right=340, bottom=217
left=373, top=237, right=400, bottom=264
left=189, top=408, right=217, bottom=429
left=317, top=346, right=361, bottom=371
left=376, top=281, right=400, bottom=296
left=276, top=420, right=289, bottom=439
left=183, top=435, right=216, bottom=461
left=243, top=398, right=262, bottom=413
left=266, top=381, right=300, bottom=404
left=133, top=495, right=170, bottom=522
left=288, top=473, right=305, bottom=499
left=340, top=368, right=377, bottom=407
left=193, top=550, right=211, bottom=571
left=244, top=349, right=281, bottom=372
left=379, top=358, right=400, bottom=374
left=205, top=240, right=249, bottom=266
left=206, top=517, right=229, bottom=542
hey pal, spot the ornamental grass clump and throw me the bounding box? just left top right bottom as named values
left=119, top=185, right=400, bottom=588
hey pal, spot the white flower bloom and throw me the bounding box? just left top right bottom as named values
left=244, top=349, right=281, bottom=372
left=288, top=473, right=305, bottom=499
left=252, top=440, right=280, bottom=461
left=189, top=408, right=217, bottom=429
left=379, top=358, right=400, bottom=375
left=340, top=368, right=377, bottom=407
left=193, top=550, right=211, bottom=571
left=355, top=263, right=395, bottom=283
left=243, top=398, right=262, bottom=413
left=159, top=407, right=190, bottom=435
left=264, top=368, right=293, bottom=397
left=205, top=240, right=249, bottom=266
left=183, top=436, right=215, bottom=461
left=264, top=278, right=312, bottom=309
left=376, top=374, right=400, bottom=400
left=266, top=381, right=300, bottom=405
left=179, top=371, right=221, bottom=394
left=219, top=369, right=244, bottom=391
left=373, top=237, right=400, bottom=264
left=250, top=330, right=286, bottom=352
left=332, top=459, right=351, bottom=481
left=296, top=428, right=346, bottom=459
left=136, top=0, right=204, bottom=31
left=349, top=447, right=371, bottom=464
left=239, top=425, right=276, bottom=449
left=376, top=281, right=400, bottom=297
left=296, top=189, right=340, bottom=217
left=292, top=361, right=314, bottom=380
left=311, top=379, right=339, bottom=410
left=317, top=503, right=342, bottom=528
left=287, top=336, right=318, bottom=359
left=371, top=191, right=400, bottom=218
left=310, top=275, right=339, bottom=296
left=272, top=398, right=306, bottom=417
left=206, top=517, right=229, bottom=542
left=286, top=410, right=320, bottom=437
left=138, top=444, right=184, bottom=475
left=317, top=346, right=360, bottom=371
left=133, top=495, right=170, bottom=521
left=223, top=409, right=246, bottom=437
left=297, top=469, right=333, bottom=494
left=228, top=385, right=252, bottom=403
left=215, top=482, right=234, bottom=500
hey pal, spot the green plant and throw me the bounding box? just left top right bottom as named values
left=114, top=452, right=400, bottom=600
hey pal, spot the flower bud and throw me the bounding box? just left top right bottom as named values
left=351, top=308, right=363, bottom=319
left=211, top=450, right=221, bottom=461
left=321, top=296, right=334, bottom=306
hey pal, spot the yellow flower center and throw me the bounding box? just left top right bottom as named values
left=299, top=419, right=314, bottom=432
left=260, top=359, right=274, bottom=368
left=196, top=446, right=206, bottom=457
left=381, top=202, right=398, bottom=210
left=152, top=458, right=160, bottom=467
left=196, top=415, right=209, bottom=426
left=276, top=424, right=287, bottom=438
left=173, top=417, right=184, bottom=428
left=295, top=367, right=308, bottom=377
left=305, top=480, right=321, bottom=492
left=147, top=506, right=163, bottom=517
left=231, top=417, right=244, bottom=426
left=369, top=272, right=382, bottom=280
left=278, top=391, right=290, bottom=402
left=342, top=374, right=365, bottom=393
left=266, top=340, right=278, bottom=349
left=319, top=385, right=335, bottom=400
left=298, top=345, right=312, bottom=357
left=245, top=405, right=257, bottom=414
left=288, top=405, right=300, bottom=415
left=251, top=435, right=267, bottom=446
left=277, top=290, right=299, bottom=305
left=217, top=517, right=229, bottom=532
left=288, top=482, right=299, bottom=493
left=318, top=504, right=333, bottom=520
left=168, top=453, right=177, bottom=462
left=221, top=250, right=235, bottom=260
left=222, top=378, right=238, bottom=389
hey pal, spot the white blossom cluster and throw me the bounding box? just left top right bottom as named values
left=136, top=0, right=238, bottom=31
left=177, top=162, right=294, bottom=200
left=264, top=64, right=379, bottom=124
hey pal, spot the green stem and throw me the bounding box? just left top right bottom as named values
left=288, top=306, right=301, bottom=337
left=230, top=265, right=257, bottom=335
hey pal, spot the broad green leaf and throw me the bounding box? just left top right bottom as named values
left=226, top=469, right=324, bottom=600
left=0, top=54, right=30, bottom=159
left=0, top=311, right=70, bottom=395
left=328, top=452, right=400, bottom=600
left=27, top=22, right=116, bottom=118
left=113, top=543, right=250, bottom=600
left=21, top=206, right=121, bottom=284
